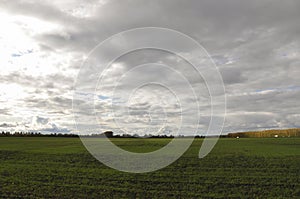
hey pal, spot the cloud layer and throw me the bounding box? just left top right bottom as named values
left=0, top=0, right=299, bottom=134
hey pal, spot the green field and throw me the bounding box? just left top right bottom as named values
left=0, top=137, right=299, bottom=198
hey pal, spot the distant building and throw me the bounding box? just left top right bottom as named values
left=104, top=131, right=113, bottom=138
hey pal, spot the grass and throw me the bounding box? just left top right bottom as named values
left=0, top=137, right=299, bottom=198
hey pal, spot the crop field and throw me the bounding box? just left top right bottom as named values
left=0, top=137, right=299, bottom=198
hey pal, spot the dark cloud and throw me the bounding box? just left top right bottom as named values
left=219, top=67, right=247, bottom=85
left=34, top=116, right=49, bottom=125
left=0, top=122, right=17, bottom=128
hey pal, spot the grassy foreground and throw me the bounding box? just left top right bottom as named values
left=0, top=137, right=299, bottom=198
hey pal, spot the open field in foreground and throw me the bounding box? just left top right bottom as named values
left=0, top=137, right=299, bottom=198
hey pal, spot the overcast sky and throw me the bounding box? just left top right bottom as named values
left=0, top=0, right=299, bottom=135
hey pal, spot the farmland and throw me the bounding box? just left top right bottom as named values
left=0, top=137, right=299, bottom=198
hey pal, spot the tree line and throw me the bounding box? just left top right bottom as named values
left=227, top=128, right=300, bottom=138
left=0, top=131, right=78, bottom=137
left=1, top=128, right=299, bottom=138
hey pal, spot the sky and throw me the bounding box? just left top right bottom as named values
left=0, top=0, right=299, bottom=135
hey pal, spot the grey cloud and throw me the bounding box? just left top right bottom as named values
left=38, top=123, right=71, bottom=133
left=0, top=0, right=75, bottom=25
left=0, top=108, right=11, bottom=116
left=0, top=72, right=74, bottom=90
left=0, top=122, right=17, bottom=128
left=1, top=0, right=300, bottom=134
left=220, top=67, right=247, bottom=85
left=34, top=116, right=49, bottom=125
